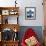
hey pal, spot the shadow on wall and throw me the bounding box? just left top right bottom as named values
left=18, top=26, right=44, bottom=44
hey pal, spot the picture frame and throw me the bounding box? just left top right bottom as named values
left=9, top=10, right=18, bottom=15
left=25, top=7, right=36, bottom=20
left=2, top=10, right=9, bottom=15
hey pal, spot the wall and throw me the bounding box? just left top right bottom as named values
left=18, top=0, right=44, bottom=26
left=0, top=0, right=44, bottom=26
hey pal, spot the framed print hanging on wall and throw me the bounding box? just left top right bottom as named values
left=25, top=7, right=36, bottom=20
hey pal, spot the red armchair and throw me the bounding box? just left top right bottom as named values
left=21, top=28, right=41, bottom=46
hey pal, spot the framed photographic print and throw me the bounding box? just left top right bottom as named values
left=25, top=7, right=36, bottom=20
left=2, top=10, right=9, bottom=15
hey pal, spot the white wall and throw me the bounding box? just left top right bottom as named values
left=18, top=0, right=44, bottom=26
left=0, top=0, right=44, bottom=26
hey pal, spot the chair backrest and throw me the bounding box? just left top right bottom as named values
left=21, top=28, right=41, bottom=46
left=21, top=28, right=36, bottom=46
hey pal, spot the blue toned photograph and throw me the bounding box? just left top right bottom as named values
left=25, top=7, right=36, bottom=20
